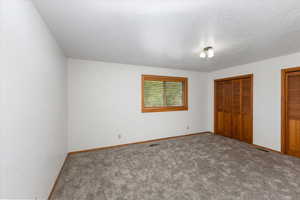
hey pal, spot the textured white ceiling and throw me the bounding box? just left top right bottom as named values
left=32, top=0, right=300, bottom=72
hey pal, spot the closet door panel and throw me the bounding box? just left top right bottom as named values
left=223, top=113, right=232, bottom=137
left=215, top=81, right=225, bottom=135
left=223, top=81, right=232, bottom=137
left=216, top=112, right=224, bottom=135
left=232, top=115, right=241, bottom=140
left=241, top=114, right=252, bottom=143
left=231, top=80, right=241, bottom=140
left=241, top=78, right=252, bottom=143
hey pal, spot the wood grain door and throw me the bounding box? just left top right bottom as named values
left=231, top=79, right=242, bottom=140
left=215, top=81, right=225, bottom=135
left=223, top=80, right=233, bottom=138
left=214, top=74, right=253, bottom=144
left=282, top=69, right=300, bottom=157
left=241, top=78, right=253, bottom=143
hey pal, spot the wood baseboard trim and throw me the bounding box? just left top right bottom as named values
left=48, top=154, right=69, bottom=200
left=252, top=144, right=282, bottom=154
left=68, top=131, right=212, bottom=155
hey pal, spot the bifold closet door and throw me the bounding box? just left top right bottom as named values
left=283, top=70, right=300, bottom=157
left=214, top=75, right=253, bottom=144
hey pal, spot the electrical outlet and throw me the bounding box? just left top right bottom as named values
left=118, top=134, right=122, bottom=139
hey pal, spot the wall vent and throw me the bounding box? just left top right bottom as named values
left=149, top=143, right=160, bottom=147
left=256, top=148, right=269, bottom=152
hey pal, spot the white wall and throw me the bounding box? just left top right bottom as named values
left=0, top=0, right=67, bottom=199
left=68, top=59, right=209, bottom=152
left=0, top=0, right=4, bottom=197
left=207, top=52, right=300, bottom=151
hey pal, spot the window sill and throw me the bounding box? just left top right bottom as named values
left=142, top=106, right=188, bottom=113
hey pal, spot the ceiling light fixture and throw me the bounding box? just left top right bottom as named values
left=200, top=51, right=206, bottom=58
left=200, top=46, right=214, bottom=59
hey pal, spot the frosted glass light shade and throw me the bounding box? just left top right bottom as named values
left=207, top=47, right=214, bottom=58
left=200, top=51, right=206, bottom=58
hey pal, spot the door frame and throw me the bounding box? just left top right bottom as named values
left=214, top=74, right=253, bottom=144
left=281, top=66, right=300, bottom=153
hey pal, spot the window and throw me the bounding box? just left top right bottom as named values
left=141, top=75, right=188, bottom=112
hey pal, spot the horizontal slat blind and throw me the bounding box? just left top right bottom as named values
left=144, top=80, right=183, bottom=107
left=165, top=82, right=183, bottom=106
left=144, top=81, right=164, bottom=107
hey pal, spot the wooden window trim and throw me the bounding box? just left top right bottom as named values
left=141, top=75, right=188, bottom=113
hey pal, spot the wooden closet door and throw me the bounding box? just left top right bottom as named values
left=214, top=74, right=253, bottom=144
left=241, top=78, right=252, bottom=143
left=223, top=80, right=232, bottom=138
left=285, top=72, right=300, bottom=157
left=231, top=80, right=242, bottom=140
left=215, top=81, right=224, bottom=135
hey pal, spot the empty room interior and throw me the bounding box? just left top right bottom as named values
left=2, top=0, right=300, bottom=199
